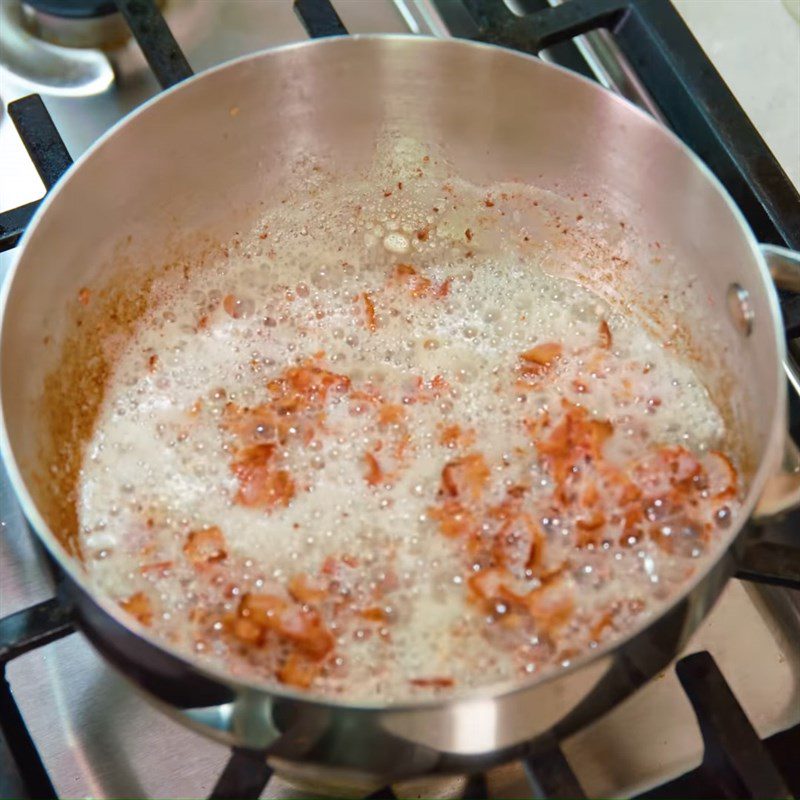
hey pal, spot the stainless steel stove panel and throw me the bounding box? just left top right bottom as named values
left=1, top=1, right=799, bottom=797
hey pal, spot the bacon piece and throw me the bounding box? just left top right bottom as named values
left=434, top=277, right=452, bottom=298
left=120, top=591, right=153, bottom=626
left=231, top=444, right=296, bottom=510
left=223, top=294, right=238, bottom=317
left=349, top=386, right=381, bottom=406
left=237, top=593, right=334, bottom=659
left=582, top=482, right=600, bottom=507
left=223, top=404, right=281, bottom=444
left=288, top=573, right=328, bottom=604
left=632, top=446, right=702, bottom=499
left=663, top=447, right=703, bottom=486
left=184, top=526, right=227, bottom=565
left=362, top=292, right=377, bottom=332
left=231, top=616, right=263, bottom=644
left=576, top=509, right=606, bottom=531
left=364, top=451, right=384, bottom=486
left=523, top=412, right=551, bottom=441
left=438, top=424, right=476, bottom=449
left=278, top=653, right=321, bottom=688
left=427, top=501, right=475, bottom=538
left=598, top=319, right=612, bottom=349
left=272, top=605, right=334, bottom=659
left=590, top=599, right=645, bottom=641
left=525, top=580, right=575, bottom=638
left=491, top=510, right=544, bottom=576
left=378, top=403, right=405, bottom=426
left=440, top=453, right=490, bottom=502
left=704, top=451, right=738, bottom=500
left=238, top=592, right=285, bottom=624
left=393, top=432, right=411, bottom=462
left=409, top=374, right=451, bottom=404
left=278, top=361, right=351, bottom=403
left=468, top=567, right=509, bottom=602
left=139, top=560, right=173, bottom=575
left=223, top=357, right=353, bottom=509
left=519, top=343, right=563, bottom=380
left=395, top=263, right=431, bottom=298
left=409, top=677, right=454, bottom=688
left=440, top=425, right=460, bottom=447
left=360, top=606, right=388, bottom=622
left=321, top=554, right=359, bottom=578
left=225, top=360, right=347, bottom=440
left=575, top=511, right=607, bottom=547
left=393, top=263, right=451, bottom=299
left=537, top=404, right=613, bottom=484
left=596, top=462, right=642, bottom=510
left=590, top=608, right=616, bottom=641
left=395, top=263, right=417, bottom=278
left=469, top=568, right=541, bottom=613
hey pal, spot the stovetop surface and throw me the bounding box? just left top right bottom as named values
left=1, top=1, right=799, bottom=798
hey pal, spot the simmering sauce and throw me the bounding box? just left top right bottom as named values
left=77, top=140, right=740, bottom=699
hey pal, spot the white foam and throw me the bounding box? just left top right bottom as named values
left=77, top=140, right=739, bottom=700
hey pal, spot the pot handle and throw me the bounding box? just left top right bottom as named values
left=751, top=244, right=800, bottom=523
left=761, top=243, right=800, bottom=293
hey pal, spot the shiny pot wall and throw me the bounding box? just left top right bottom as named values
left=0, top=37, right=795, bottom=784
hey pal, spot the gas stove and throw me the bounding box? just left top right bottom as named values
left=1, top=1, right=800, bottom=798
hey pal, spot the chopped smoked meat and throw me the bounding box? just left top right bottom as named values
left=362, top=292, right=377, bottom=332
left=518, top=343, right=563, bottom=381
left=427, top=501, right=475, bottom=538
left=120, top=592, right=153, bottom=626
left=598, top=319, right=612, bottom=349
left=409, top=676, right=454, bottom=688
left=288, top=573, right=328, bottom=604
left=364, top=451, right=384, bottom=486
left=236, top=592, right=334, bottom=659
left=278, top=653, right=321, bottom=688
left=184, top=526, right=227, bottom=565
left=231, top=444, right=296, bottom=509
left=440, top=453, right=490, bottom=502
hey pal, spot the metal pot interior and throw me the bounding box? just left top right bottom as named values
left=0, top=35, right=785, bottom=691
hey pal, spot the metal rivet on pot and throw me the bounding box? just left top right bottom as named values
left=726, top=283, right=754, bottom=336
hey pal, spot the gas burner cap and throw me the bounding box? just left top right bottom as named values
left=19, top=0, right=157, bottom=48
left=0, top=0, right=114, bottom=94
left=22, top=0, right=118, bottom=18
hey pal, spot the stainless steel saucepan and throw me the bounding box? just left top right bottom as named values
left=2, top=36, right=799, bottom=786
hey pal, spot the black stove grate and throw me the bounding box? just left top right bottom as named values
left=207, top=748, right=274, bottom=800
left=0, top=95, right=72, bottom=250
left=0, top=597, right=75, bottom=800
left=114, top=0, right=193, bottom=89
left=1, top=0, right=799, bottom=798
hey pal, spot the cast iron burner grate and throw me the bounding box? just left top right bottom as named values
left=1, top=1, right=799, bottom=798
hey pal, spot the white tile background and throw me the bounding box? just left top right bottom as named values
left=674, top=0, right=800, bottom=189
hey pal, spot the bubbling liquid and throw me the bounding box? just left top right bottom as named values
left=77, top=140, right=740, bottom=700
